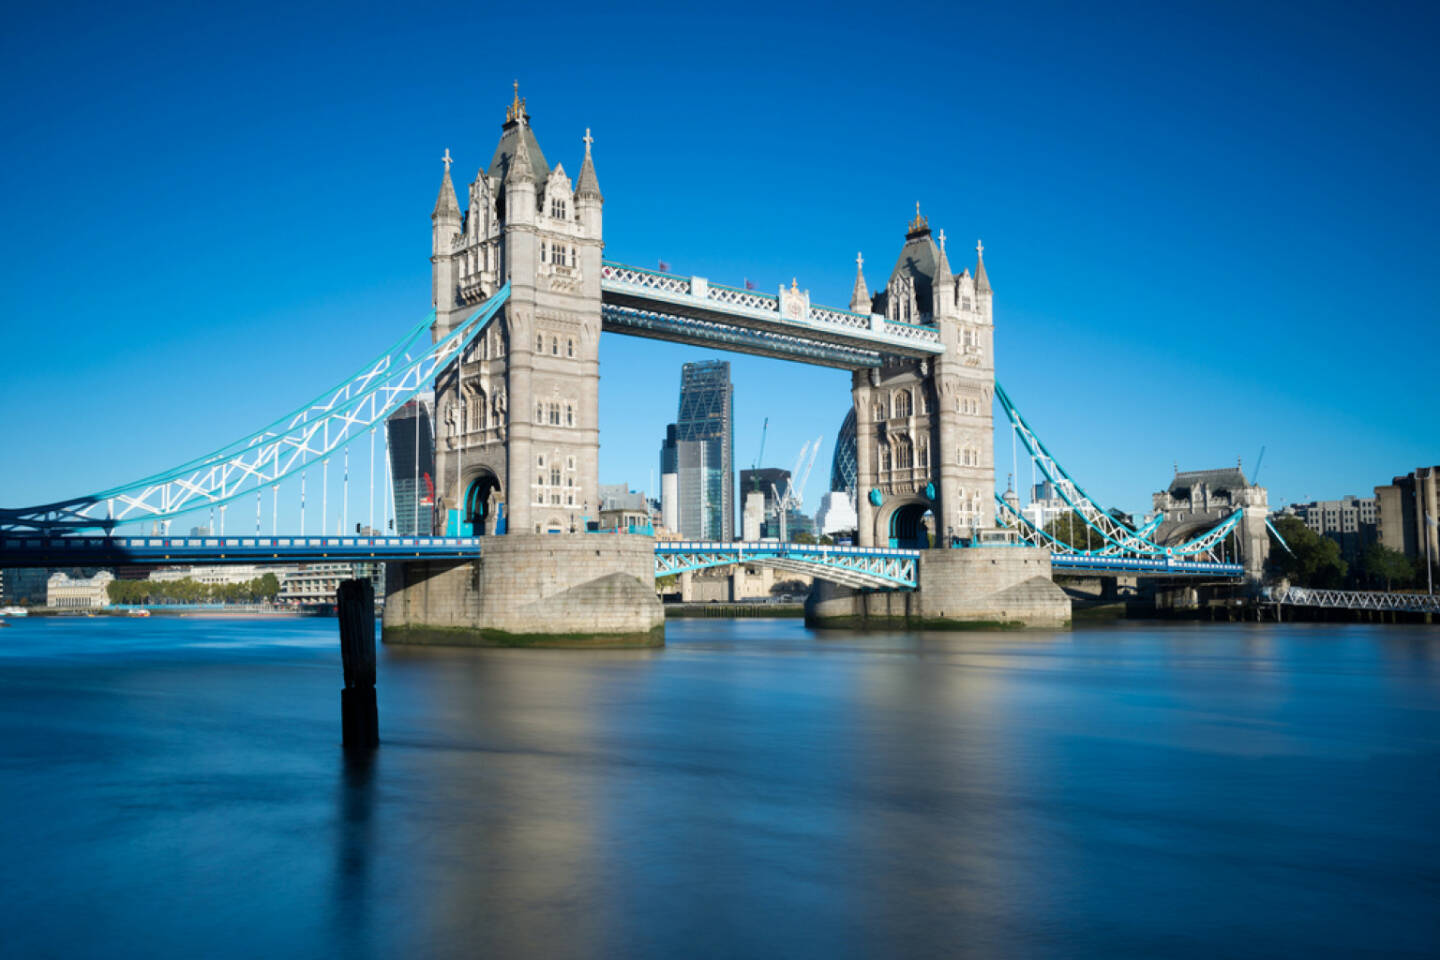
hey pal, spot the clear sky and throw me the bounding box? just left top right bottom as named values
left=2, top=0, right=1436, bottom=533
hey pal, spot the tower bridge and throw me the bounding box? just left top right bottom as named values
left=0, top=85, right=1261, bottom=643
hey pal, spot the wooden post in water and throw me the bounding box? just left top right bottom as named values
left=338, top=578, right=379, bottom=750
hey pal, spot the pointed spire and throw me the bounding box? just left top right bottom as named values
left=849, top=251, right=870, bottom=313
left=575, top=127, right=602, bottom=201
left=935, top=228, right=953, bottom=281
left=432, top=148, right=460, bottom=221
left=974, top=238, right=991, bottom=294
left=506, top=120, right=535, bottom=184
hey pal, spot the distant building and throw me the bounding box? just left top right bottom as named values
left=148, top=564, right=291, bottom=586
left=1282, top=496, right=1377, bottom=566
left=278, top=563, right=384, bottom=606
left=47, top=570, right=115, bottom=609
left=1022, top=480, right=1071, bottom=531
left=830, top=408, right=857, bottom=496
left=659, top=361, right=734, bottom=540
left=596, top=484, right=651, bottom=533
left=1, top=568, right=50, bottom=606
left=739, top=467, right=790, bottom=538
left=386, top=392, right=436, bottom=535
left=815, top=490, right=857, bottom=537
left=1375, top=466, right=1440, bottom=571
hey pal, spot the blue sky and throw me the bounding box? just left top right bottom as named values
left=1, top=0, right=1436, bottom=533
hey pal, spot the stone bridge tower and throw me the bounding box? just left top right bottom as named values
left=429, top=85, right=603, bottom=537
left=850, top=209, right=996, bottom=548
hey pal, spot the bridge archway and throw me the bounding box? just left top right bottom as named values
left=878, top=496, right=934, bottom=549
left=463, top=468, right=502, bottom=535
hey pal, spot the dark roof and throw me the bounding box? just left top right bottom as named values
left=487, top=119, right=550, bottom=185
left=872, top=232, right=940, bottom=316
left=1170, top=467, right=1248, bottom=496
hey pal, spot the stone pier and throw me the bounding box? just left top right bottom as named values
left=383, top=534, right=664, bottom=647
left=806, top=547, right=1071, bottom=629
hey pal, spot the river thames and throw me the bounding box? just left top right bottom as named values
left=1, top=616, right=1436, bottom=958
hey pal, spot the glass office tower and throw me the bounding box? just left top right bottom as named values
left=660, top=361, right=733, bottom=540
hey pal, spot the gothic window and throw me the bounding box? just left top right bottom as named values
left=536, top=334, right=543, bottom=352
left=551, top=198, right=567, bottom=219
left=551, top=494, right=560, bottom=505
left=894, top=390, right=912, bottom=417
left=874, top=401, right=886, bottom=422
left=568, top=245, right=576, bottom=267
left=535, top=402, right=543, bottom=423
left=540, top=240, right=547, bottom=263
left=551, top=467, right=561, bottom=486
left=879, top=444, right=890, bottom=472
left=566, top=338, right=574, bottom=357
left=566, top=456, right=575, bottom=471
left=552, top=337, right=559, bottom=356
left=538, top=455, right=545, bottom=468
left=549, top=404, right=560, bottom=425
left=565, top=404, right=574, bottom=426
left=567, top=493, right=574, bottom=505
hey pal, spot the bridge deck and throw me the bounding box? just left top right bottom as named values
left=600, top=262, right=944, bottom=368
left=0, top=535, right=1243, bottom=582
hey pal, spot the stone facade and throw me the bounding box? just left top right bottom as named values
left=430, top=86, right=604, bottom=539
left=383, top=534, right=663, bottom=646
left=1152, top=466, right=1269, bottom=581
left=47, top=570, right=114, bottom=609
left=806, top=547, right=1070, bottom=629
left=850, top=214, right=995, bottom=548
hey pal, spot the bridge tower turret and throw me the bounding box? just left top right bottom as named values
left=430, top=149, right=462, bottom=315
left=850, top=211, right=996, bottom=548
left=430, top=85, right=603, bottom=540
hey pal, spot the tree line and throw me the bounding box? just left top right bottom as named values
left=106, top=574, right=282, bottom=605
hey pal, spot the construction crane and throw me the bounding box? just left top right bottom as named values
left=748, top=418, right=769, bottom=491
left=771, top=436, right=822, bottom=542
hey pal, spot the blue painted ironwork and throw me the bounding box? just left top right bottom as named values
left=0, top=285, right=511, bottom=534
left=655, top=540, right=920, bottom=589
left=1051, top=554, right=1243, bottom=577
left=0, top=534, right=485, bottom=567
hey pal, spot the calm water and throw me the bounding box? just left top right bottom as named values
left=1, top=616, right=1437, bottom=959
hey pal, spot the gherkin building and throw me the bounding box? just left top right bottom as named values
left=830, top=408, right=857, bottom=494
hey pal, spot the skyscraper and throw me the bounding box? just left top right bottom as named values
left=659, top=361, right=733, bottom=540
left=386, top=392, right=435, bottom=535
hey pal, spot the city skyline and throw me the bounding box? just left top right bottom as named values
left=2, top=2, right=1437, bottom=529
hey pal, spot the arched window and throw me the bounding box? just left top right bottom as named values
left=550, top=467, right=561, bottom=486
left=535, top=403, right=543, bottom=423
left=567, top=338, right=574, bottom=357
left=879, top=444, right=890, bottom=472
left=536, top=334, right=543, bottom=352
left=551, top=337, right=559, bottom=356
left=565, top=404, right=573, bottom=426
left=568, top=245, right=577, bottom=267
left=874, top=402, right=886, bottom=422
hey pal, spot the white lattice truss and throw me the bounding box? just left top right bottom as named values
left=3, top=285, right=511, bottom=533
left=655, top=542, right=919, bottom=590
left=1266, top=587, right=1440, bottom=614
left=600, top=261, right=943, bottom=357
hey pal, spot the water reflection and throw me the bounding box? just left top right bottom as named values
left=0, top=617, right=1437, bottom=958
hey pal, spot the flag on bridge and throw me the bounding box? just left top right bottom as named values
left=657, top=260, right=670, bottom=272
left=744, top=278, right=756, bottom=290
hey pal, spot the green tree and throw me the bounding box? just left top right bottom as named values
left=1044, top=510, right=1101, bottom=552
left=1361, top=543, right=1413, bottom=591
left=793, top=531, right=816, bottom=544
left=259, top=573, right=280, bottom=600
left=1266, top=516, right=1347, bottom=587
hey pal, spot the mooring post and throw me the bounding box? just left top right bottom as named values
left=338, top=578, right=379, bottom=750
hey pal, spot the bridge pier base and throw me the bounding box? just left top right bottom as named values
left=806, top=546, right=1070, bottom=629
left=382, top=534, right=664, bottom=647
